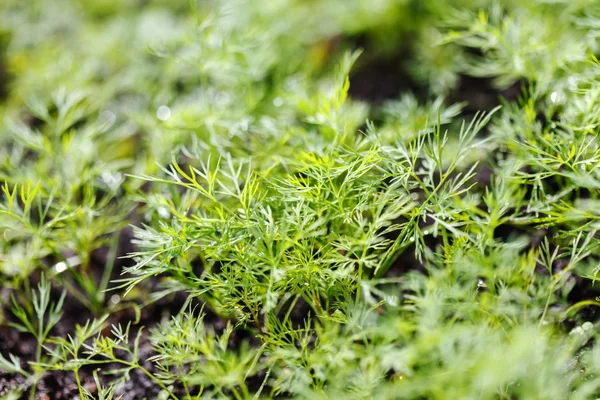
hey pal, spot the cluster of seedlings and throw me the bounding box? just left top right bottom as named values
left=2, top=0, right=600, bottom=398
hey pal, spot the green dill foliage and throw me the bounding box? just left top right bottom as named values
left=1, top=275, right=65, bottom=399
left=3, top=0, right=600, bottom=399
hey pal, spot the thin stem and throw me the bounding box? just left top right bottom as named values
left=75, top=368, right=85, bottom=400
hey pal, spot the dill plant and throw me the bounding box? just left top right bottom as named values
left=1, top=0, right=600, bottom=399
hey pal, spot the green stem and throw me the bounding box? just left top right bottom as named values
left=98, top=232, right=121, bottom=303
left=231, top=386, right=243, bottom=400
left=75, top=368, right=85, bottom=400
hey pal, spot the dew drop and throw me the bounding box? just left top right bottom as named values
left=550, top=92, right=559, bottom=103
left=54, top=261, right=68, bottom=273
left=156, top=105, right=171, bottom=121
left=157, top=207, right=170, bottom=219
left=53, top=255, right=80, bottom=274
left=273, top=97, right=283, bottom=107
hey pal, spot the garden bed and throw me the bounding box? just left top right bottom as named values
left=2, top=1, right=600, bottom=399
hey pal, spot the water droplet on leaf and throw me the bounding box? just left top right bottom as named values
left=157, top=105, right=171, bottom=121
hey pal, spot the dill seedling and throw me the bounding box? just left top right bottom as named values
left=2, top=0, right=600, bottom=399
